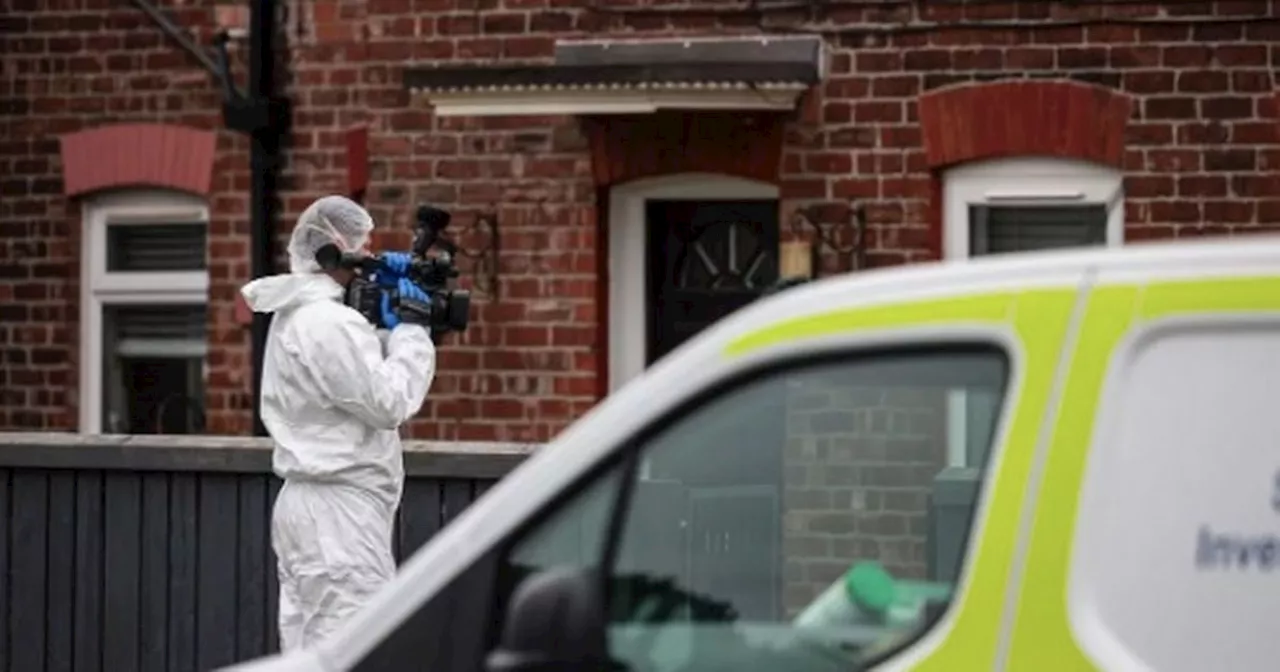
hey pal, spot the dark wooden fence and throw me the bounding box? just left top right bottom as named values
left=0, top=433, right=534, bottom=672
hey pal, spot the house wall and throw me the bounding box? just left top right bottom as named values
left=3, top=5, right=230, bottom=431
left=3, top=1, right=1278, bottom=442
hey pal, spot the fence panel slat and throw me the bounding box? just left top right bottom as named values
left=195, top=474, right=240, bottom=670
left=264, top=478, right=282, bottom=656
left=235, top=475, right=269, bottom=662
left=166, top=474, right=198, bottom=672
left=72, top=471, right=104, bottom=672
left=398, top=479, right=444, bottom=559
left=0, top=470, right=9, bottom=672
left=103, top=472, right=143, bottom=670
left=441, top=479, right=474, bottom=527
left=47, top=471, right=78, bottom=672
left=140, top=473, right=172, bottom=672
left=12, top=470, right=50, bottom=672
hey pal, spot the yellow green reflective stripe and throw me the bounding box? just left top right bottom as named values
left=725, top=288, right=1078, bottom=670
left=920, top=289, right=1076, bottom=671
left=1007, top=275, right=1280, bottom=670
left=723, top=293, right=1015, bottom=358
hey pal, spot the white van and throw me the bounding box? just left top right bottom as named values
left=226, top=237, right=1280, bottom=672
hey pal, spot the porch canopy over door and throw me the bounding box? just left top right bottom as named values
left=402, top=35, right=823, bottom=120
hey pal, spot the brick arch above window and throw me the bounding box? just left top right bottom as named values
left=918, top=80, right=1132, bottom=170
left=59, top=123, right=219, bottom=198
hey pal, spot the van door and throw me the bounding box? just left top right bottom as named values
left=489, top=344, right=1018, bottom=672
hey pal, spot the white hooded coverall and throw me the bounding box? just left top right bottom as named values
left=240, top=196, right=436, bottom=652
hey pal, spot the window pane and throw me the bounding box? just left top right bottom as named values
left=491, top=467, right=625, bottom=631
left=101, top=304, right=207, bottom=434
left=508, top=467, right=621, bottom=571
left=964, top=388, right=1002, bottom=466
left=107, top=223, right=207, bottom=271
left=500, top=347, right=1009, bottom=671
left=969, top=204, right=1106, bottom=256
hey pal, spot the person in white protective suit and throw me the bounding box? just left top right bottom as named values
left=239, top=195, right=437, bottom=652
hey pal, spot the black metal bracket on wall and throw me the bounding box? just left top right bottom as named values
left=131, top=0, right=290, bottom=436
left=457, top=210, right=502, bottom=300
left=791, top=201, right=868, bottom=277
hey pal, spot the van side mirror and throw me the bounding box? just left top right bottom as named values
left=485, top=566, right=618, bottom=672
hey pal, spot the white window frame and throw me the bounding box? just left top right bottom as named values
left=606, top=173, right=779, bottom=393
left=79, top=190, right=210, bottom=434
left=943, top=156, right=1125, bottom=259
left=942, top=156, right=1125, bottom=467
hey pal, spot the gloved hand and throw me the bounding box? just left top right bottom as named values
left=379, top=252, right=413, bottom=277
left=393, top=277, right=432, bottom=327
left=379, top=287, right=401, bottom=329
left=372, top=252, right=413, bottom=290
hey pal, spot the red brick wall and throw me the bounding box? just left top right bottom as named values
left=2, top=1, right=1278, bottom=436
left=1, top=3, right=245, bottom=432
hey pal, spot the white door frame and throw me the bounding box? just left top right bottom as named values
left=606, top=173, right=779, bottom=392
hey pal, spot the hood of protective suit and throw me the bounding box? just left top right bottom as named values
left=241, top=273, right=344, bottom=315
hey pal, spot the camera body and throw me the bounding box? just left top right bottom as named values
left=327, top=205, right=472, bottom=336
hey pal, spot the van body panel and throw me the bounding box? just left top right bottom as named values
left=1008, top=271, right=1280, bottom=672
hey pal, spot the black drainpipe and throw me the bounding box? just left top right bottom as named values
left=132, top=0, right=289, bottom=437
left=239, top=0, right=287, bottom=437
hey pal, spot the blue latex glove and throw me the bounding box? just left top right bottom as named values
left=379, top=288, right=400, bottom=329
left=381, top=278, right=431, bottom=330
left=380, top=252, right=413, bottom=277
left=372, top=252, right=413, bottom=289
left=397, top=277, right=430, bottom=308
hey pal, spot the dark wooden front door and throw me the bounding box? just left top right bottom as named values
left=645, top=199, right=780, bottom=364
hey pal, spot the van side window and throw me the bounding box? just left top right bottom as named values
left=494, top=347, right=1010, bottom=670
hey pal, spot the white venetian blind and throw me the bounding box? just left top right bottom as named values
left=106, top=304, right=207, bottom=358
left=106, top=222, right=208, bottom=271
left=969, top=205, right=1107, bottom=256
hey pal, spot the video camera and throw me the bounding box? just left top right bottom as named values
left=318, top=204, right=472, bottom=335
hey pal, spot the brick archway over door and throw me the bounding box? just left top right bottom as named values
left=59, top=123, right=218, bottom=197
left=581, top=111, right=787, bottom=187
left=917, top=80, right=1133, bottom=259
